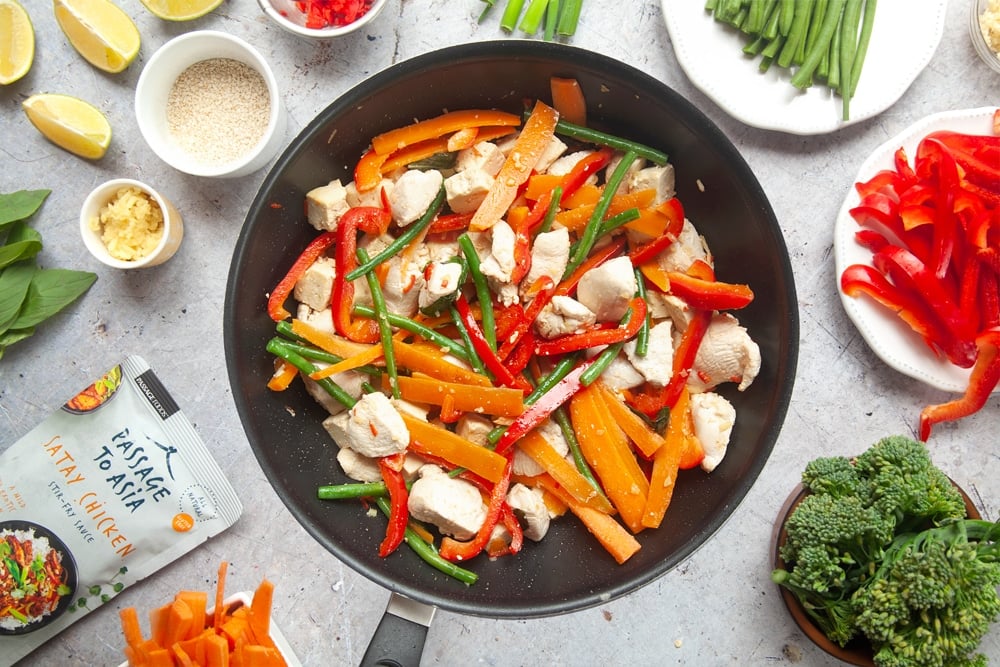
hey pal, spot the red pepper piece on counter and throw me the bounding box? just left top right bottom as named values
left=533, top=297, right=647, bottom=356
left=440, top=458, right=513, bottom=562
left=267, top=230, right=337, bottom=321
left=377, top=453, right=408, bottom=557
left=919, top=327, right=1000, bottom=441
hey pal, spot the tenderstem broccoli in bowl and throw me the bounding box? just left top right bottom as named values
left=772, top=435, right=1000, bottom=666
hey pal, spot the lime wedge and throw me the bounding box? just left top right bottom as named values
left=140, top=0, right=223, bottom=21
left=0, top=0, right=34, bottom=85
left=54, top=0, right=140, bottom=74
left=22, top=93, right=112, bottom=160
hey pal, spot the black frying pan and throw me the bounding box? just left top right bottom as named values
left=223, top=40, right=798, bottom=664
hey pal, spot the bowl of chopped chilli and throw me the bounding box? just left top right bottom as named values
left=224, top=40, right=798, bottom=622
left=257, top=0, right=388, bottom=40
left=0, top=520, right=78, bottom=635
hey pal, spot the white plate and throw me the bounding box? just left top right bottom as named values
left=833, top=107, right=997, bottom=393
left=117, top=591, right=300, bottom=667
left=662, top=1, right=948, bottom=135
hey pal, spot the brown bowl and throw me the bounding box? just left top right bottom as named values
left=772, top=481, right=981, bottom=665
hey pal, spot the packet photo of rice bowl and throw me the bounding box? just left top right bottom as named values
left=0, top=356, right=242, bottom=664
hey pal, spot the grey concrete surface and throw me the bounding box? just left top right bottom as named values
left=1, top=0, right=998, bottom=665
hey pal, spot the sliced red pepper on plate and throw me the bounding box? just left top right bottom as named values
left=377, top=453, right=408, bottom=557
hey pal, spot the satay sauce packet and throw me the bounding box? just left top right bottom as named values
left=0, top=355, right=242, bottom=665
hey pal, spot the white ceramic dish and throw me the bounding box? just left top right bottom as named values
left=258, top=0, right=388, bottom=39
left=971, top=0, right=1000, bottom=74
left=662, top=0, right=948, bottom=135
left=135, top=31, right=287, bottom=178
left=116, top=592, right=300, bottom=667
left=80, top=178, right=184, bottom=269
left=833, top=107, right=998, bottom=393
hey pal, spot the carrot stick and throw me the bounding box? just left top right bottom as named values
left=164, top=598, right=195, bottom=647
left=379, top=126, right=517, bottom=175
left=389, top=374, right=525, bottom=417
left=392, top=340, right=492, bottom=386
left=593, top=381, right=665, bottom=458
left=149, top=602, right=171, bottom=649
left=213, top=561, right=228, bottom=631
left=550, top=77, right=587, bottom=127
left=266, top=360, right=299, bottom=391
left=372, top=109, right=522, bottom=156
left=249, top=579, right=275, bottom=648
left=290, top=319, right=375, bottom=359
left=567, top=498, right=641, bottom=564
left=309, top=343, right=384, bottom=380
left=553, top=189, right=654, bottom=231
left=177, top=590, right=208, bottom=635
left=642, top=386, right=690, bottom=529
left=203, top=633, right=230, bottom=667
left=517, top=430, right=614, bottom=513
left=401, top=413, right=508, bottom=483
left=120, top=606, right=145, bottom=649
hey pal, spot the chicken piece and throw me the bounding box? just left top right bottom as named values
left=597, top=353, right=646, bottom=391
left=293, top=256, right=336, bottom=312
left=343, top=392, right=410, bottom=458
left=646, top=291, right=694, bottom=331
left=444, top=168, right=493, bottom=214
left=690, top=391, right=736, bottom=473
left=655, top=219, right=711, bottom=273
left=336, top=447, right=382, bottom=483
left=306, top=369, right=366, bottom=416
left=624, top=320, right=673, bottom=386
left=345, top=179, right=394, bottom=208
left=455, top=141, right=506, bottom=176
left=456, top=414, right=494, bottom=447
left=520, top=227, right=570, bottom=297
left=545, top=150, right=597, bottom=183
left=296, top=304, right=334, bottom=334
left=389, top=169, right=444, bottom=227
left=688, top=313, right=761, bottom=392
left=479, top=221, right=517, bottom=283
left=608, top=153, right=647, bottom=195
left=576, top=256, right=637, bottom=322
left=407, top=465, right=487, bottom=540
left=627, top=164, right=676, bottom=204
left=534, top=295, right=597, bottom=340
left=381, top=255, right=424, bottom=319
left=418, top=260, right=464, bottom=314
left=507, top=484, right=551, bottom=541
left=305, top=179, right=350, bottom=231
left=533, top=136, right=568, bottom=173
left=511, top=418, right=570, bottom=477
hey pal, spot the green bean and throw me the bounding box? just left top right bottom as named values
left=579, top=306, right=636, bottom=386
left=500, top=0, right=526, bottom=31
left=345, top=187, right=445, bottom=282
left=266, top=338, right=357, bottom=409
left=776, top=0, right=812, bottom=69
left=353, top=305, right=470, bottom=361
left=374, top=497, right=478, bottom=585
left=478, top=0, right=496, bottom=22
left=566, top=208, right=640, bottom=259
left=634, top=267, right=650, bottom=358
left=790, top=0, right=846, bottom=89
left=839, top=0, right=862, bottom=121
left=538, top=185, right=563, bottom=234
left=552, top=406, right=604, bottom=494
left=548, top=117, right=669, bottom=166
left=458, top=233, right=496, bottom=350
left=544, top=0, right=560, bottom=40
left=358, top=248, right=399, bottom=399
left=449, top=305, right=489, bottom=376
left=318, top=482, right=387, bottom=500
left=518, top=0, right=549, bottom=34
left=777, top=0, right=794, bottom=35
left=556, top=0, right=582, bottom=36
left=848, top=0, right=877, bottom=98
left=269, top=338, right=381, bottom=376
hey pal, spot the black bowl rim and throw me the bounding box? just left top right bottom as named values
left=224, top=39, right=799, bottom=618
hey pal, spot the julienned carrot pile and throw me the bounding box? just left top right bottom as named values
left=264, top=76, right=762, bottom=579
left=119, top=562, right=286, bottom=667
left=840, top=109, right=1000, bottom=440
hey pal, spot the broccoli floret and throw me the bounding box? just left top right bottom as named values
left=801, top=454, right=870, bottom=501
left=851, top=520, right=1000, bottom=667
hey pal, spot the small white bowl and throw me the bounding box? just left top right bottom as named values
left=258, top=0, right=388, bottom=39
left=80, top=179, right=184, bottom=269
left=135, top=31, right=287, bottom=178
left=971, top=0, right=1000, bottom=74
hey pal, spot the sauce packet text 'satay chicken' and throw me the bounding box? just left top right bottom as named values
left=0, top=355, right=242, bottom=665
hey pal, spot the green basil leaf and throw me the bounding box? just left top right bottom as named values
left=11, top=268, right=97, bottom=329
left=0, top=189, right=50, bottom=228
left=0, top=261, right=37, bottom=336
left=0, top=327, right=36, bottom=360
left=0, top=222, right=43, bottom=269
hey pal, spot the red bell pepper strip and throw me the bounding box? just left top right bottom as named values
left=497, top=276, right=555, bottom=360
left=333, top=210, right=381, bottom=343
left=494, top=359, right=596, bottom=455
left=664, top=271, right=754, bottom=311
left=439, top=458, right=513, bottom=562
left=919, top=327, right=1000, bottom=441
left=377, top=453, right=408, bottom=557
left=660, top=308, right=713, bottom=411
left=557, top=147, right=613, bottom=202
left=267, top=230, right=337, bottom=321
left=428, top=212, right=475, bottom=234
left=627, top=198, right=686, bottom=266
left=534, top=297, right=647, bottom=356
left=854, top=229, right=891, bottom=253
left=555, top=236, right=626, bottom=297
left=454, top=295, right=524, bottom=390
left=489, top=504, right=524, bottom=557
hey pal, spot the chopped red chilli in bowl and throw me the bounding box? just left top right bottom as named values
left=290, top=0, right=375, bottom=28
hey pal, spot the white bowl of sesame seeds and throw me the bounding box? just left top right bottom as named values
left=135, top=31, right=287, bottom=178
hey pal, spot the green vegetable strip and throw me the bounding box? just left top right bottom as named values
left=567, top=208, right=640, bottom=259
left=478, top=0, right=496, bottom=22
left=790, top=0, right=846, bottom=89
left=345, top=187, right=445, bottom=281
left=358, top=248, right=399, bottom=399
left=375, top=497, right=478, bottom=585
left=563, top=149, right=638, bottom=279
left=500, top=0, right=526, bottom=31
left=318, top=481, right=387, bottom=500
left=847, top=0, right=876, bottom=98
left=634, top=267, right=650, bottom=357
left=838, top=0, right=862, bottom=120
left=578, top=306, right=636, bottom=386
left=537, top=185, right=562, bottom=234
left=556, top=0, right=582, bottom=35
left=549, top=118, right=668, bottom=166
left=449, top=305, right=489, bottom=376
left=458, top=233, right=497, bottom=350
left=270, top=337, right=381, bottom=376
left=776, top=0, right=812, bottom=69
left=486, top=355, right=579, bottom=446
left=519, top=0, right=549, bottom=33
left=266, top=338, right=357, bottom=409
left=777, top=0, right=794, bottom=35
left=552, top=406, right=604, bottom=493
left=826, top=18, right=842, bottom=89
left=352, top=305, right=471, bottom=361
left=544, top=0, right=560, bottom=40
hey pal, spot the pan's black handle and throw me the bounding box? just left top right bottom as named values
left=359, top=593, right=436, bottom=667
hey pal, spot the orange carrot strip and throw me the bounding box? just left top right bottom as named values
left=470, top=101, right=560, bottom=231
left=401, top=414, right=508, bottom=483
left=642, top=386, right=690, bottom=529
left=120, top=606, right=145, bottom=649
left=354, top=148, right=390, bottom=192
left=171, top=643, right=196, bottom=667
left=561, top=183, right=601, bottom=208
left=391, top=374, right=524, bottom=417
left=146, top=649, right=174, bottom=667
left=570, top=386, right=648, bottom=534
left=517, top=430, right=614, bottom=513
left=593, top=381, right=665, bottom=458
left=640, top=261, right=671, bottom=292
left=550, top=77, right=587, bottom=127
left=379, top=126, right=517, bottom=175
left=447, top=127, right=480, bottom=151
left=249, top=580, right=275, bottom=648
left=309, top=343, right=384, bottom=380
left=203, top=633, right=230, bottom=667
left=213, top=561, right=228, bottom=631
left=177, top=591, right=208, bottom=636
left=554, top=189, right=655, bottom=232
left=164, top=598, right=195, bottom=647
left=524, top=173, right=561, bottom=201
left=149, top=602, right=171, bottom=648
left=566, top=498, right=641, bottom=564
left=372, top=109, right=522, bottom=155
left=290, top=319, right=375, bottom=359
left=267, top=360, right=299, bottom=391
left=392, top=340, right=492, bottom=386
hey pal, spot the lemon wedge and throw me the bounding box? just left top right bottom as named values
left=22, top=93, right=112, bottom=160
left=0, top=0, right=34, bottom=85
left=139, top=0, right=222, bottom=21
left=54, top=0, right=140, bottom=73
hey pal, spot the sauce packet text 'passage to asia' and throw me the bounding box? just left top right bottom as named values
left=0, top=355, right=242, bottom=665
